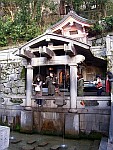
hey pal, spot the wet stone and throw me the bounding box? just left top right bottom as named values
left=38, top=141, right=48, bottom=147
left=21, top=145, right=35, bottom=150
left=68, top=146, right=77, bottom=150
left=59, top=144, right=68, bottom=150
left=10, top=139, right=22, bottom=144
left=50, top=145, right=60, bottom=150
left=27, top=140, right=36, bottom=144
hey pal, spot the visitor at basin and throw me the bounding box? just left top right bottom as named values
left=77, top=74, right=85, bottom=106
left=106, top=71, right=113, bottom=106
left=106, top=74, right=111, bottom=95
left=95, top=75, right=103, bottom=96
left=106, top=71, right=113, bottom=94
left=77, top=74, right=84, bottom=96
left=45, top=72, right=57, bottom=96
left=54, top=74, right=61, bottom=96
left=32, top=74, right=43, bottom=106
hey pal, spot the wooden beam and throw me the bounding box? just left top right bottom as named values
left=39, top=46, right=55, bottom=58
left=18, top=50, right=35, bottom=60
left=30, top=48, right=39, bottom=53
left=64, top=43, right=76, bottom=56
left=31, top=55, right=85, bottom=66
left=30, top=45, right=64, bottom=53
left=24, top=50, right=34, bottom=59
left=30, top=44, right=75, bottom=54
left=48, top=45, right=64, bottom=50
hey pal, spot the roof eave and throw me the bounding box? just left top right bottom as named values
left=19, top=33, right=91, bottom=51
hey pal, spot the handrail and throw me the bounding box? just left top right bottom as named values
left=77, top=96, right=110, bottom=101
left=3, top=95, right=110, bottom=101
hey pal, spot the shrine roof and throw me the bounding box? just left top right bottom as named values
left=19, top=32, right=90, bottom=50
left=50, top=11, right=93, bottom=31
left=19, top=32, right=106, bottom=68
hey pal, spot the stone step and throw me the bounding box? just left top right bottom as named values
left=68, top=146, right=77, bottom=150
left=10, top=139, right=22, bottom=144
left=99, top=137, right=108, bottom=150
left=38, top=141, right=48, bottom=147
left=21, top=145, right=35, bottom=150
left=27, top=140, right=36, bottom=144
left=50, top=145, right=60, bottom=150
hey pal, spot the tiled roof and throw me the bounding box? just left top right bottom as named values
left=50, top=11, right=93, bottom=30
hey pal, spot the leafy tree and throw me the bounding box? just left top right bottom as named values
left=0, top=0, right=113, bottom=47
left=66, top=0, right=113, bottom=20
left=0, top=0, right=58, bottom=46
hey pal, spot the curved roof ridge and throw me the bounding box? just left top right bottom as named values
left=69, top=11, right=92, bottom=23
left=50, top=10, right=93, bottom=30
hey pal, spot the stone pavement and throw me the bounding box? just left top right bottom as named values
left=8, top=131, right=100, bottom=150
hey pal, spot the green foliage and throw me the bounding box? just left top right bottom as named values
left=102, top=16, right=113, bottom=32
left=0, top=0, right=56, bottom=47
left=20, top=67, right=26, bottom=79
left=1, top=0, right=113, bottom=47
left=88, top=15, right=113, bottom=37
left=10, top=98, right=23, bottom=104
left=0, top=15, right=42, bottom=46
left=88, top=22, right=103, bottom=37
left=71, top=0, right=113, bottom=21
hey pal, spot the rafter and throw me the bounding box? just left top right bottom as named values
left=39, top=46, right=55, bottom=58
left=64, top=43, right=76, bottom=56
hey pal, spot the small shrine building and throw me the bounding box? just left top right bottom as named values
left=19, top=11, right=107, bottom=110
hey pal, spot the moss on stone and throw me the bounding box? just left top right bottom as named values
left=20, top=67, right=26, bottom=79
left=10, top=98, right=23, bottom=104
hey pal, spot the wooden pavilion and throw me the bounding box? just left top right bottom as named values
left=19, top=11, right=107, bottom=110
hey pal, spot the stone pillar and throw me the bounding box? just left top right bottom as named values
left=26, top=65, right=33, bottom=107
left=69, top=64, right=78, bottom=112
left=20, top=110, right=33, bottom=133
left=65, top=113, right=79, bottom=136
left=106, top=35, right=111, bottom=56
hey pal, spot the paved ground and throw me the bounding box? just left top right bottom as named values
left=8, top=131, right=100, bottom=150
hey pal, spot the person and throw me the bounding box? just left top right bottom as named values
left=96, top=76, right=103, bottom=96
left=106, top=74, right=111, bottom=95
left=106, top=71, right=113, bottom=106
left=32, top=74, right=43, bottom=106
left=54, top=74, right=61, bottom=96
left=45, top=72, right=57, bottom=96
left=106, top=71, right=113, bottom=94
left=77, top=74, right=85, bottom=106
left=77, top=74, right=84, bottom=96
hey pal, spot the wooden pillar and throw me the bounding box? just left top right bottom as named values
left=69, top=64, right=78, bottom=112
left=26, top=65, right=33, bottom=108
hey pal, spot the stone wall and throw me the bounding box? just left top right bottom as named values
left=14, top=108, right=110, bottom=137
left=0, top=48, right=26, bottom=104
left=0, top=106, right=110, bottom=137
left=33, top=109, right=110, bottom=137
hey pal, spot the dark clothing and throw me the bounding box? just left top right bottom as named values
left=96, top=79, right=103, bottom=96
left=45, top=76, right=57, bottom=95
left=35, top=99, right=42, bottom=105
left=97, top=88, right=103, bottom=96
left=77, top=78, right=84, bottom=96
